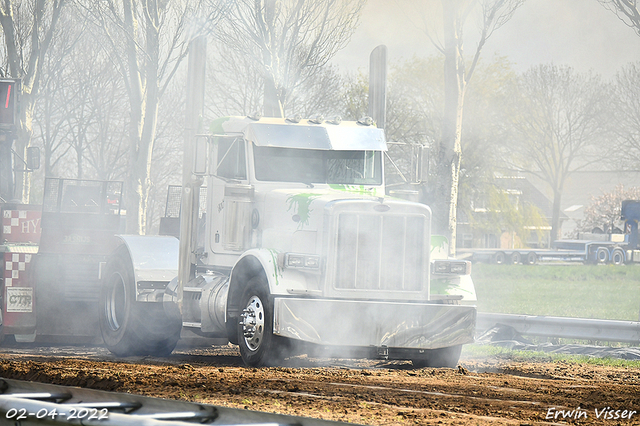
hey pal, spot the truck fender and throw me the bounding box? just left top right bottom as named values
left=111, top=235, right=179, bottom=301
left=227, top=249, right=311, bottom=318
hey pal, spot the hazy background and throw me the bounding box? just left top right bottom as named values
left=331, top=0, right=640, bottom=77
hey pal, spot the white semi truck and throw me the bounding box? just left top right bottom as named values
left=99, top=116, right=476, bottom=367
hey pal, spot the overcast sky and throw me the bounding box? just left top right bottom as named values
left=331, top=0, right=640, bottom=78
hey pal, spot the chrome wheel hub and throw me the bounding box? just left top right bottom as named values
left=241, top=296, right=265, bottom=352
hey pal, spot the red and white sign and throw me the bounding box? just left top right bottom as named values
left=6, top=287, right=33, bottom=312
left=3, top=252, right=33, bottom=287
left=2, top=209, right=41, bottom=243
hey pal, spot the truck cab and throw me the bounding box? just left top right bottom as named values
left=104, top=116, right=476, bottom=367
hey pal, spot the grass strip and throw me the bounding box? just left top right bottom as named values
left=463, top=344, right=640, bottom=368
left=471, top=264, right=640, bottom=321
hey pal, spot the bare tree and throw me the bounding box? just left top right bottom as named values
left=81, top=0, right=218, bottom=234
left=71, top=36, right=129, bottom=182
left=34, top=38, right=74, bottom=178
left=507, top=64, right=609, bottom=241
left=608, top=62, right=640, bottom=168
left=205, top=43, right=265, bottom=118
left=404, top=0, right=525, bottom=254
left=216, top=0, right=365, bottom=117
left=206, top=37, right=348, bottom=121
left=598, top=0, right=640, bottom=34
left=0, top=0, right=66, bottom=202
left=344, top=55, right=521, bottom=230
left=284, top=64, right=345, bottom=118
left=32, top=9, right=129, bottom=184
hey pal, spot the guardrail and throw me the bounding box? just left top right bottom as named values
left=0, top=378, right=347, bottom=426
left=476, top=313, right=640, bottom=344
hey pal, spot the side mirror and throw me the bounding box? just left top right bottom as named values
left=26, top=146, right=40, bottom=171
left=192, top=135, right=208, bottom=175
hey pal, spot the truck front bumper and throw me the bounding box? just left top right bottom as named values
left=273, top=298, right=476, bottom=349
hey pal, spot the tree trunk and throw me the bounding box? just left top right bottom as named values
left=263, top=74, right=284, bottom=118
left=136, top=9, right=160, bottom=236
left=261, top=0, right=283, bottom=118
left=122, top=0, right=160, bottom=236
left=551, top=188, right=562, bottom=242
left=434, top=0, right=465, bottom=256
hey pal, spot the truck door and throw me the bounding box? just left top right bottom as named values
left=207, top=137, right=253, bottom=258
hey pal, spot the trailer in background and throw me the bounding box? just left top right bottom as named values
left=460, top=200, right=640, bottom=265
left=458, top=237, right=626, bottom=265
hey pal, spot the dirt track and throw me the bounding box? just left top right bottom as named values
left=0, top=344, right=638, bottom=425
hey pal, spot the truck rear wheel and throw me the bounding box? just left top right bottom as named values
left=100, top=248, right=181, bottom=357
left=596, top=247, right=609, bottom=264
left=611, top=248, right=625, bottom=265
left=411, top=345, right=462, bottom=368
left=493, top=252, right=506, bottom=265
left=525, top=252, right=537, bottom=265
left=237, top=276, right=289, bottom=367
left=510, top=252, right=522, bottom=264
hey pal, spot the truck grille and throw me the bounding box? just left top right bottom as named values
left=333, top=213, right=425, bottom=292
left=62, top=260, right=102, bottom=302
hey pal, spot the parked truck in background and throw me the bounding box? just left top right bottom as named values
left=460, top=199, right=640, bottom=266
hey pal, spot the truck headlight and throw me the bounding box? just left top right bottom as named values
left=434, top=261, right=450, bottom=273
left=450, top=262, right=469, bottom=274
left=284, top=253, right=321, bottom=269
left=431, top=260, right=471, bottom=275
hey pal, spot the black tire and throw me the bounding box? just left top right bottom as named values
left=525, top=252, right=537, bottom=265
left=510, top=252, right=522, bottom=265
left=596, top=247, right=609, bottom=264
left=412, top=345, right=462, bottom=368
left=237, top=276, right=288, bottom=367
left=611, top=248, right=625, bottom=265
left=494, top=252, right=506, bottom=265
left=100, top=248, right=181, bottom=357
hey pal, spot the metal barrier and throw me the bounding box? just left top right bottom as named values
left=477, top=313, right=640, bottom=344
left=0, top=378, right=348, bottom=426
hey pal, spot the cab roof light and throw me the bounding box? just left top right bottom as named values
left=286, top=114, right=302, bottom=123
left=309, top=114, right=324, bottom=124
left=357, top=116, right=374, bottom=126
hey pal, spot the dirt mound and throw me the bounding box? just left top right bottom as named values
left=0, top=345, right=638, bottom=425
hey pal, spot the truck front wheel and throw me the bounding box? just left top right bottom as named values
left=237, top=276, right=289, bottom=367
left=100, top=248, right=181, bottom=357
left=411, top=345, right=462, bottom=368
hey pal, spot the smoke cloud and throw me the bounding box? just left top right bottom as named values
left=331, top=0, right=640, bottom=77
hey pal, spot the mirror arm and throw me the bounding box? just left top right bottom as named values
left=11, top=147, right=39, bottom=172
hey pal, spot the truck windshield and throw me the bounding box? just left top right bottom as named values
left=253, top=146, right=382, bottom=185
